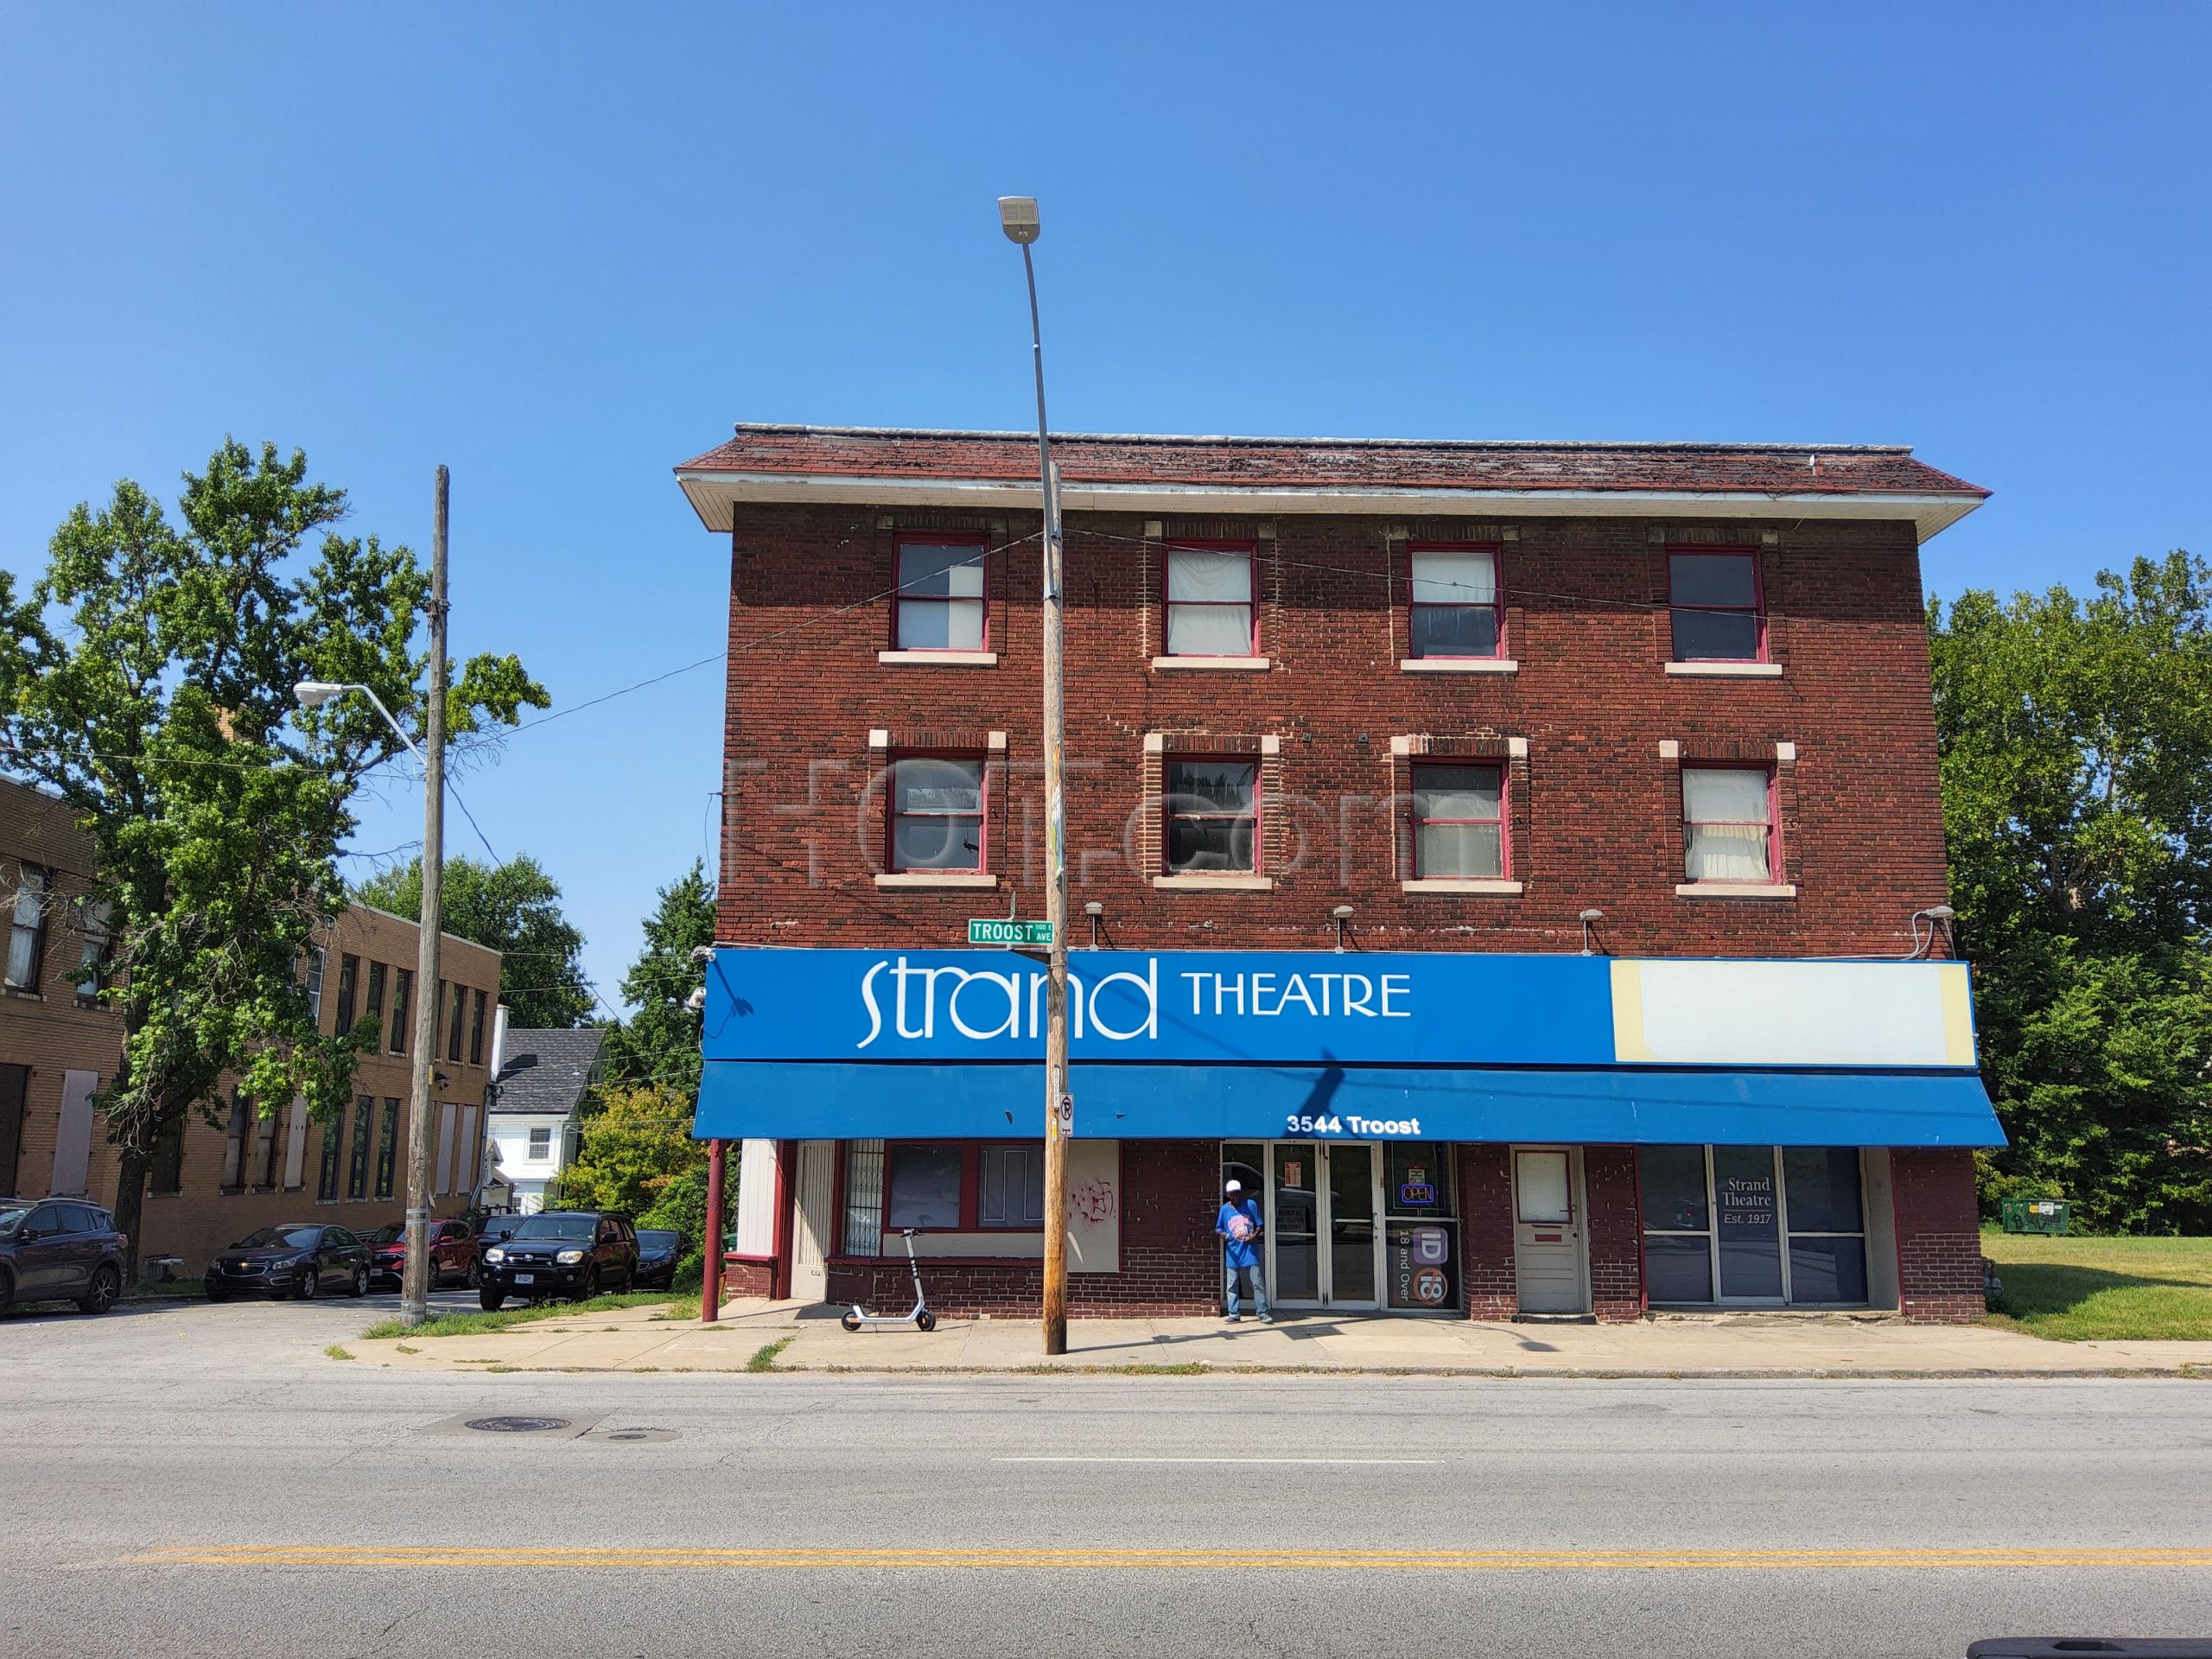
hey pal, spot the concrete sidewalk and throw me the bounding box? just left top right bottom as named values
left=353, top=1298, right=2212, bottom=1377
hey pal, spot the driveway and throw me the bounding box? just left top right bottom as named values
left=0, top=1282, right=484, bottom=1372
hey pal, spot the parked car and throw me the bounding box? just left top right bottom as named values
left=363, top=1217, right=480, bottom=1289
left=206, top=1224, right=369, bottom=1301
left=633, top=1228, right=683, bottom=1289
left=0, top=1198, right=128, bottom=1315
left=479, top=1210, right=638, bottom=1309
left=474, top=1212, right=524, bottom=1254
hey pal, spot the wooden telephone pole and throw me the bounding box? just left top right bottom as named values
left=399, top=467, right=448, bottom=1330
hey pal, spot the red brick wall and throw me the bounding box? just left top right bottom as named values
left=1460, top=1143, right=1516, bottom=1319
left=824, top=1139, right=1222, bottom=1318
left=1584, top=1145, right=1645, bottom=1322
left=716, top=506, right=1950, bottom=957
left=719, top=1256, right=776, bottom=1299
left=1891, top=1147, right=1984, bottom=1324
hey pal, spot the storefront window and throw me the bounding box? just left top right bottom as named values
left=979, top=1144, right=1045, bottom=1228
left=1639, top=1146, right=1868, bottom=1307
left=884, top=1143, right=963, bottom=1230
left=1382, top=1143, right=1459, bottom=1312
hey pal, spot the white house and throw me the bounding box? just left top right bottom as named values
left=482, top=1024, right=604, bottom=1214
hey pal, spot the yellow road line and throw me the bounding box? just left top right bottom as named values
left=130, top=1545, right=2212, bottom=1573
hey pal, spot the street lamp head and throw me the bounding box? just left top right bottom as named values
left=1579, top=908, right=1605, bottom=923
left=292, top=680, right=349, bottom=709
left=997, top=196, right=1041, bottom=245
left=1332, top=906, right=1356, bottom=920
left=1924, top=904, right=1956, bottom=922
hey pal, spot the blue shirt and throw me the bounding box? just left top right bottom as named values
left=1217, top=1199, right=1262, bottom=1269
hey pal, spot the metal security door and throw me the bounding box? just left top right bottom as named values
left=791, top=1141, right=836, bottom=1303
left=1511, top=1147, right=1589, bottom=1314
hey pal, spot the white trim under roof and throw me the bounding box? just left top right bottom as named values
left=676, top=471, right=1985, bottom=542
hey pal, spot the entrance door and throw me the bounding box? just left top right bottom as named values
left=1325, top=1143, right=1377, bottom=1308
left=791, top=1141, right=836, bottom=1303
left=1512, top=1147, right=1588, bottom=1314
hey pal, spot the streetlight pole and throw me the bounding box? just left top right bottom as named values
left=1000, top=195, right=1071, bottom=1356
left=293, top=464, right=448, bottom=1332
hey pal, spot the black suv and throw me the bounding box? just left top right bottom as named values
left=0, top=1198, right=128, bottom=1315
left=479, top=1210, right=639, bottom=1308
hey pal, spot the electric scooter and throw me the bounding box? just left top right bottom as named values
left=840, top=1228, right=937, bottom=1332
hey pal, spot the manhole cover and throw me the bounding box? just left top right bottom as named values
left=466, top=1415, right=572, bottom=1433
left=581, top=1425, right=680, bottom=1445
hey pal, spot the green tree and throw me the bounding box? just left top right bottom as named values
left=603, top=860, right=715, bottom=1095
left=1930, top=550, right=2212, bottom=1231
left=352, top=852, right=593, bottom=1029
left=0, top=440, right=544, bottom=1268
left=560, top=1084, right=704, bottom=1220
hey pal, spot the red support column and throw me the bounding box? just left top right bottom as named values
left=701, top=1138, right=727, bottom=1323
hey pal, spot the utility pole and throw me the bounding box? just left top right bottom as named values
left=400, top=465, right=449, bottom=1331
left=1000, top=195, right=1070, bottom=1356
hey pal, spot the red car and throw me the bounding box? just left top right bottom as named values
left=362, top=1218, right=480, bottom=1289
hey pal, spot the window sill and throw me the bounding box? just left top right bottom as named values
left=1675, top=882, right=1798, bottom=899
left=1666, top=661, right=1782, bottom=678
left=874, top=872, right=998, bottom=889
left=1150, top=655, right=1271, bottom=671
left=1152, top=874, right=1275, bottom=892
left=1400, top=658, right=1519, bottom=676
left=1401, top=878, right=1524, bottom=895
left=878, top=650, right=998, bottom=667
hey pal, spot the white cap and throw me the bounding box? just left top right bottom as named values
left=1224, top=1179, right=1243, bottom=1193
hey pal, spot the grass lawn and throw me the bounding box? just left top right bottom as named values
left=358, top=1288, right=685, bottom=1341
left=1980, top=1230, right=2212, bottom=1342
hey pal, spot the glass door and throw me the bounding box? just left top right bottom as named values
left=1325, top=1144, right=1377, bottom=1308
left=1712, top=1144, right=1783, bottom=1301
left=1271, top=1143, right=1319, bottom=1303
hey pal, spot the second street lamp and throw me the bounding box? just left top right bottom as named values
left=999, top=194, right=1072, bottom=1357
left=292, top=465, right=451, bottom=1332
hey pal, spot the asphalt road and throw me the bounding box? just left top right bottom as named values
left=2, top=1296, right=2208, bottom=1658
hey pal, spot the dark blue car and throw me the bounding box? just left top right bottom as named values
left=0, top=1198, right=128, bottom=1315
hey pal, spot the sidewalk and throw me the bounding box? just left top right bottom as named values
left=353, top=1299, right=2212, bottom=1377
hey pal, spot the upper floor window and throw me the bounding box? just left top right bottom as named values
left=1669, top=550, right=1765, bottom=662
left=334, top=954, right=360, bottom=1033
left=6, top=865, right=49, bottom=990
left=1408, top=544, right=1503, bottom=658
left=75, top=897, right=113, bottom=1000
left=303, top=948, right=327, bottom=1026
left=528, top=1125, right=552, bottom=1160
left=887, top=755, right=987, bottom=873
left=1163, top=542, right=1256, bottom=657
left=390, top=969, right=413, bottom=1054
left=447, top=981, right=467, bottom=1063
left=362, top=961, right=387, bottom=1036
left=469, top=988, right=487, bottom=1066
left=1681, top=766, right=1777, bottom=883
left=893, top=537, right=988, bottom=652
left=1164, top=758, right=1258, bottom=874
left=1411, top=763, right=1507, bottom=879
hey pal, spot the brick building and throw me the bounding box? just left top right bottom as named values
left=2, top=777, right=502, bottom=1276
left=678, top=425, right=2001, bottom=1325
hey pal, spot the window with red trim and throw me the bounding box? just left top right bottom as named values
left=1669, top=550, right=1765, bottom=661
left=887, top=754, right=987, bottom=873
left=893, top=537, right=988, bottom=651
left=1411, top=763, right=1507, bottom=878
left=1163, top=757, right=1258, bottom=874
left=1408, top=543, right=1503, bottom=658
left=1681, top=765, right=1778, bottom=883
left=1163, top=541, right=1256, bottom=656
left=881, top=1141, right=1045, bottom=1233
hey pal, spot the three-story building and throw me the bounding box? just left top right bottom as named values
left=680, top=425, right=2000, bottom=1324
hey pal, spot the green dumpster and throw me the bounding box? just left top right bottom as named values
left=2000, top=1198, right=2069, bottom=1235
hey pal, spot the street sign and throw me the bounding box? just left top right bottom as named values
left=1053, top=1092, right=1074, bottom=1137
left=969, top=918, right=1055, bottom=946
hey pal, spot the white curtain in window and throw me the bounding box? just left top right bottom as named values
left=1410, top=548, right=1496, bottom=605
left=1683, top=768, right=1772, bottom=881
left=1165, top=546, right=1252, bottom=655
left=897, top=543, right=985, bottom=650
left=7, top=868, right=46, bottom=987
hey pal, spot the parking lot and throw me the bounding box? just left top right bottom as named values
left=0, top=1281, right=484, bottom=1371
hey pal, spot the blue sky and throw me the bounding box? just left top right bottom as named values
left=3, top=5, right=2205, bottom=1013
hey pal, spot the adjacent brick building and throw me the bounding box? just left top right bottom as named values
left=2, top=777, right=502, bottom=1276
left=681, top=425, right=2002, bottom=1324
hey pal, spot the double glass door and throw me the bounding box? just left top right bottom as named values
left=1224, top=1141, right=1459, bottom=1313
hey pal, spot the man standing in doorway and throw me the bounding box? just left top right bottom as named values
left=1217, top=1179, right=1271, bottom=1324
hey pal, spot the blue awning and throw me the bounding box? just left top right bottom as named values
left=694, top=1061, right=2005, bottom=1147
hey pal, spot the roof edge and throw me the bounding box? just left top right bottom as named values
left=720, top=422, right=1923, bottom=456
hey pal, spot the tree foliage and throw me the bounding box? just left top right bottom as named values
left=1930, top=550, right=2212, bottom=1232
left=603, top=859, right=715, bottom=1096
left=352, top=852, right=592, bottom=1029
left=0, top=440, right=545, bottom=1264
left=559, top=1084, right=705, bottom=1222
